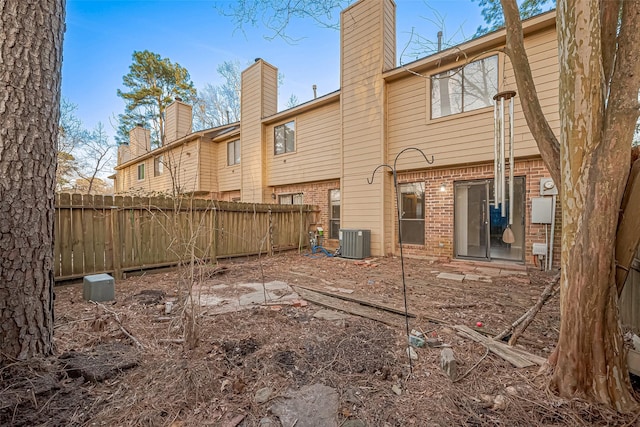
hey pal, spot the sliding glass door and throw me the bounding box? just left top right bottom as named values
left=454, top=178, right=525, bottom=262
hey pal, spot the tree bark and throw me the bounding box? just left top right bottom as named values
left=501, top=0, right=640, bottom=411
left=551, top=0, right=640, bottom=411
left=0, top=0, right=65, bottom=362
left=616, top=159, right=640, bottom=294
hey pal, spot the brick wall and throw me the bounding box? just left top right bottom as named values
left=272, top=180, right=341, bottom=248
left=215, top=190, right=241, bottom=202
left=214, top=160, right=561, bottom=268
left=396, top=158, right=560, bottom=267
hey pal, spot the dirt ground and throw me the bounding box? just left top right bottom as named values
left=2, top=251, right=639, bottom=426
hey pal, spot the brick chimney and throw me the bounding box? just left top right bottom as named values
left=164, top=97, right=193, bottom=144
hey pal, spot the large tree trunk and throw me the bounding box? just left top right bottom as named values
left=501, top=0, right=640, bottom=411
left=552, top=0, right=640, bottom=412
left=0, top=0, right=65, bottom=362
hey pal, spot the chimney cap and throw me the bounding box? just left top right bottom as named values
left=136, top=123, right=145, bottom=128
left=175, top=96, right=183, bottom=102
left=255, top=57, right=261, bottom=62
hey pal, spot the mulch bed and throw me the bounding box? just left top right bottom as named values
left=1, top=252, right=638, bottom=426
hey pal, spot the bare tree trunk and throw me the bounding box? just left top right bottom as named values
left=0, top=0, right=65, bottom=362
left=550, top=0, right=640, bottom=412
left=501, top=0, right=640, bottom=411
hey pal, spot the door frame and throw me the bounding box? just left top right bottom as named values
left=453, top=177, right=525, bottom=263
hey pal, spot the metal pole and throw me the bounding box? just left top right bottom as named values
left=366, top=148, right=435, bottom=376
left=493, top=101, right=499, bottom=206
left=508, top=96, right=514, bottom=226
left=500, top=97, right=506, bottom=217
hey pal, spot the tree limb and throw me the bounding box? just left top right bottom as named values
left=93, top=302, right=145, bottom=349
left=606, top=0, right=640, bottom=295
left=500, top=0, right=560, bottom=185
left=599, top=0, right=620, bottom=84
left=616, top=156, right=640, bottom=295
left=494, top=273, right=560, bottom=344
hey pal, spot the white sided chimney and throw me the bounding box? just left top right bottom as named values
left=164, top=97, right=193, bottom=144
left=129, top=124, right=150, bottom=157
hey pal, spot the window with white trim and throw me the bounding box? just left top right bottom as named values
left=227, top=140, right=240, bottom=165
left=329, top=189, right=340, bottom=239
left=431, top=55, right=498, bottom=119
left=399, top=182, right=425, bottom=245
left=279, top=193, right=303, bottom=205
left=274, top=121, right=295, bottom=155
left=154, top=155, right=163, bottom=177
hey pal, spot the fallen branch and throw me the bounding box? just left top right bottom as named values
left=454, top=346, right=490, bottom=383
left=493, top=273, right=560, bottom=345
left=93, top=302, right=145, bottom=349
left=455, top=325, right=546, bottom=367
left=435, top=303, right=477, bottom=309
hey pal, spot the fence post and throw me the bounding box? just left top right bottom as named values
left=111, top=205, right=122, bottom=280
left=268, top=208, right=273, bottom=256
left=212, top=201, right=219, bottom=262
left=298, top=203, right=304, bottom=253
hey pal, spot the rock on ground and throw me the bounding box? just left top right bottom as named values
left=270, top=383, right=339, bottom=427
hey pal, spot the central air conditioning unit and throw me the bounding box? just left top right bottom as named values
left=339, top=229, right=371, bottom=259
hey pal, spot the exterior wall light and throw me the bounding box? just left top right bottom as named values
left=440, top=183, right=446, bottom=192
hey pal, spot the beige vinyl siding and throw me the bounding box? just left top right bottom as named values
left=121, top=158, right=152, bottom=193
left=340, top=0, right=394, bottom=256
left=386, top=27, right=559, bottom=170
left=267, top=101, right=341, bottom=185
left=240, top=64, right=262, bottom=202
left=118, top=140, right=201, bottom=194
left=217, top=137, right=241, bottom=192
left=382, top=0, right=396, bottom=71
left=171, top=140, right=199, bottom=193
left=199, top=140, right=217, bottom=193
left=263, top=67, right=278, bottom=117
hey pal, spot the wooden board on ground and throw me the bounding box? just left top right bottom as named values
left=293, top=283, right=416, bottom=318
left=454, top=325, right=547, bottom=368
left=294, top=287, right=403, bottom=327
left=628, top=348, right=640, bottom=376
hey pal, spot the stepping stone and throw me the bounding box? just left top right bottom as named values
left=437, top=272, right=465, bottom=282
left=464, top=274, right=492, bottom=283
left=313, top=309, right=349, bottom=321
left=270, top=383, right=339, bottom=427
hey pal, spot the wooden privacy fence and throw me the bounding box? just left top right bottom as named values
left=620, top=247, right=640, bottom=331
left=54, top=193, right=318, bottom=281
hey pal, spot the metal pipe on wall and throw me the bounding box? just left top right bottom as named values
left=509, top=96, right=514, bottom=226
left=493, top=102, right=499, bottom=206
left=548, top=194, right=556, bottom=270
left=500, top=97, right=506, bottom=217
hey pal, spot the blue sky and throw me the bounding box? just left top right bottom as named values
left=61, top=0, right=485, bottom=137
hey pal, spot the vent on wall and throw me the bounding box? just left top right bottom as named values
left=339, top=229, right=371, bottom=259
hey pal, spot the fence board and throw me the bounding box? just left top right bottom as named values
left=620, top=248, right=640, bottom=331
left=103, top=196, right=115, bottom=273
left=53, top=193, right=317, bottom=281
left=82, top=195, right=96, bottom=274
left=54, top=194, right=62, bottom=278
left=71, top=194, right=85, bottom=276
left=92, top=195, right=107, bottom=272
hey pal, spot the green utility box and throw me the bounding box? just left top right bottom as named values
left=83, top=273, right=115, bottom=302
